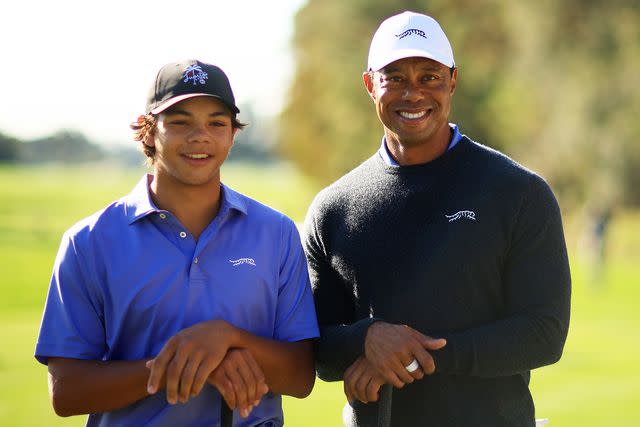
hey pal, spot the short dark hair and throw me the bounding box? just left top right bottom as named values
left=129, top=112, right=247, bottom=165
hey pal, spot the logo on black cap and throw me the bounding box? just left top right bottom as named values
left=182, top=65, right=208, bottom=85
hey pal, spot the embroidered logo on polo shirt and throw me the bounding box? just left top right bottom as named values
left=395, top=28, right=428, bottom=40
left=445, top=210, right=476, bottom=222
left=229, top=258, right=256, bottom=267
left=182, top=64, right=208, bottom=85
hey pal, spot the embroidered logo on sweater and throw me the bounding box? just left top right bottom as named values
left=445, top=210, right=476, bottom=222
left=229, top=258, right=256, bottom=267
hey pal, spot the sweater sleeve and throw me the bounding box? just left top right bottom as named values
left=302, top=199, right=378, bottom=381
left=432, top=174, right=571, bottom=377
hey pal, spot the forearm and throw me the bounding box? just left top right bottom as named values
left=433, top=311, right=569, bottom=377
left=47, top=357, right=151, bottom=417
left=315, top=318, right=379, bottom=381
left=229, top=326, right=315, bottom=398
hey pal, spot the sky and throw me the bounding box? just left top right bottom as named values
left=1, top=0, right=306, bottom=146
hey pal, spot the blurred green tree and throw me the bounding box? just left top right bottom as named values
left=20, top=130, right=104, bottom=163
left=0, top=131, right=20, bottom=162
left=280, top=0, right=640, bottom=210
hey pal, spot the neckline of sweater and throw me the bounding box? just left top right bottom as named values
left=377, top=136, right=470, bottom=175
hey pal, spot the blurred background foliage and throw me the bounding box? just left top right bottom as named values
left=280, top=0, right=640, bottom=212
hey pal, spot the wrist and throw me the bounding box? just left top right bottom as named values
left=363, top=318, right=385, bottom=354
left=364, top=319, right=384, bottom=344
left=220, top=320, right=240, bottom=348
left=204, top=319, right=238, bottom=349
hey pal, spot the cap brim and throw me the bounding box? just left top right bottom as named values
left=150, top=93, right=240, bottom=115
left=369, top=48, right=454, bottom=71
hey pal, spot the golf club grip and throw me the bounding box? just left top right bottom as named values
left=220, top=400, right=233, bottom=427
left=377, top=384, right=393, bottom=427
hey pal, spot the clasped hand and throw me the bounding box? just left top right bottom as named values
left=344, top=322, right=446, bottom=403
left=146, top=320, right=268, bottom=418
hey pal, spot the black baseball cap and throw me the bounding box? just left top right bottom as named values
left=146, top=59, right=240, bottom=115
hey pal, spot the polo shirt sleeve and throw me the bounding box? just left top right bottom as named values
left=272, top=217, right=320, bottom=343
left=35, top=231, right=106, bottom=365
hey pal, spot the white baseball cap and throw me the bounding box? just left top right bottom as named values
left=367, top=11, right=455, bottom=71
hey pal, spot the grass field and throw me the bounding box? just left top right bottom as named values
left=1, top=163, right=638, bottom=426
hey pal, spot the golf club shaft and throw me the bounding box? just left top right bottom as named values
left=378, top=384, right=393, bottom=427
left=220, top=400, right=233, bottom=427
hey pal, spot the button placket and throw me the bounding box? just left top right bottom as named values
left=189, top=232, right=214, bottom=284
left=189, top=251, right=206, bottom=285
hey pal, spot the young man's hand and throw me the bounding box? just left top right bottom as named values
left=146, top=320, right=234, bottom=405
left=208, top=348, right=269, bottom=418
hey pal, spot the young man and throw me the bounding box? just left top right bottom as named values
left=35, top=59, right=319, bottom=426
left=304, top=12, right=571, bottom=426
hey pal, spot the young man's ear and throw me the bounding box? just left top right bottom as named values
left=135, top=115, right=156, bottom=147
left=143, top=131, right=155, bottom=148
left=231, top=128, right=238, bottom=147
left=363, top=72, right=377, bottom=101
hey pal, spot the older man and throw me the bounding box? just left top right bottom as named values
left=304, top=11, right=571, bottom=427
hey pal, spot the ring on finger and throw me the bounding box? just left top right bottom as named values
left=404, top=359, right=420, bottom=373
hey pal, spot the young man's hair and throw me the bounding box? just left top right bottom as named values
left=130, top=114, right=159, bottom=165
left=130, top=111, right=247, bottom=165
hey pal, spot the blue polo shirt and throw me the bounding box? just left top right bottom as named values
left=35, top=174, right=319, bottom=427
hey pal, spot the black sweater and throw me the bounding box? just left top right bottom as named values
left=303, top=136, right=571, bottom=427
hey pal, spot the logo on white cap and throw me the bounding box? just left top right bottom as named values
left=182, top=64, right=208, bottom=85
left=396, top=29, right=427, bottom=40
left=367, top=11, right=455, bottom=71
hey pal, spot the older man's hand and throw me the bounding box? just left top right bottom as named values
left=364, top=322, right=446, bottom=388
